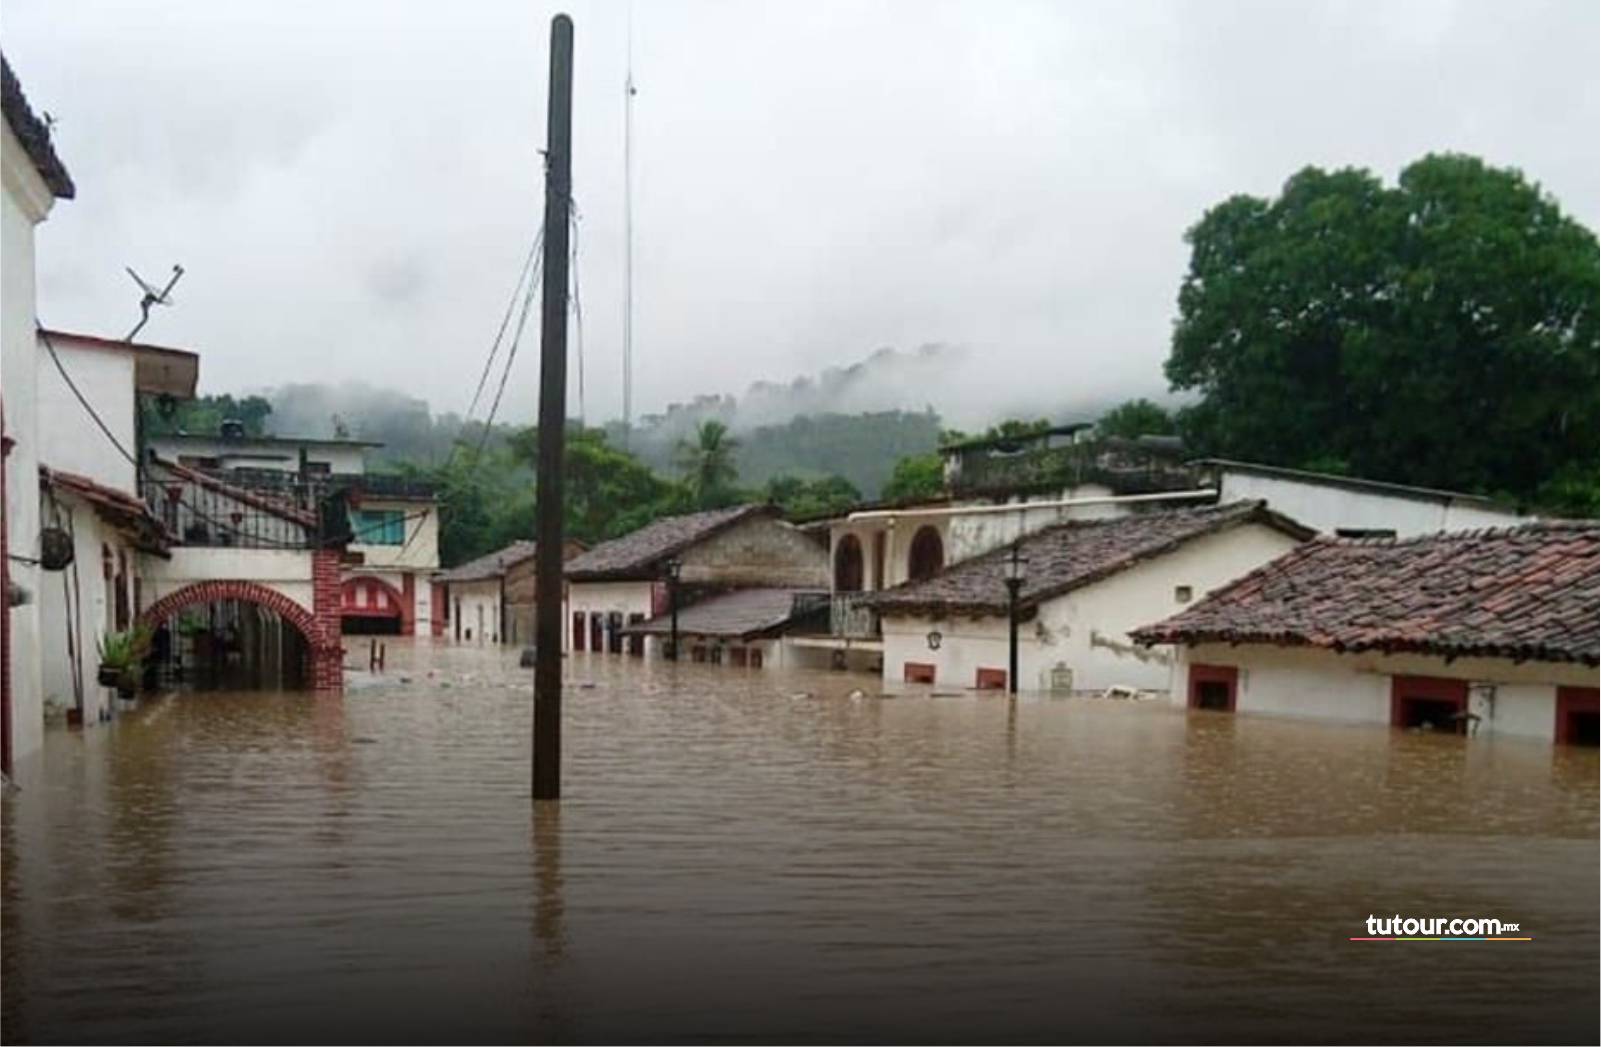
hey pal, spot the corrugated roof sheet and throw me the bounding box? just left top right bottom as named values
left=623, top=587, right=823, bottom=640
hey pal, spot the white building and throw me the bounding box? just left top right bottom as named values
left=867, top=501, right=1312, bottom=693
left=1131, top=521, right=1598, bottom=745
left=3, top=55, right=77, bottom=771
left=34, top=330, right=197, bottom=726
left=565, top=504, right=829, bottom=658
left=1194, top=459, right=1527, bottom=537
left=433, top=539, right=585, bottom=646
left=146, top=431, right=440, bottom=636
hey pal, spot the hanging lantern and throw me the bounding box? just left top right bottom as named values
left=38, top=527, right=74, bottom=571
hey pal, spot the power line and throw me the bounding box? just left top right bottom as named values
left=570, top=200, right=586, bottom=427
left=470, top=237, right=544, bottom=464
left=458, top=228, right=543, bottom=442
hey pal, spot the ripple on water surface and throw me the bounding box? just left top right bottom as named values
left=4, top=639, right=1597, bottom=1043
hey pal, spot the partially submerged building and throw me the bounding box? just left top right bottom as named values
left=565, top=503, right=829, bottom=656
left=433, top=539, right=585, bottom=645
left=1130, top=521, right=1598, bottom=744
left=147, top=430, right=441, bottom=636
left=625, top=587, right=826, bottom=667
left=866, top=501, right=1312, bottom=692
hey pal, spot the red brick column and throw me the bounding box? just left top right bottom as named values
left=400, top=572, right=416, bottom=636
left=310, top=550, right=345, bottom=692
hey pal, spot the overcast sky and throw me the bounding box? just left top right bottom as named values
left=6, top=0, right=1598, bottom=429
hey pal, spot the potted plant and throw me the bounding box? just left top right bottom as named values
left=98, top=623, right=153, bottom=699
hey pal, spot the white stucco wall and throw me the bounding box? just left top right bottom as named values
left=567, top=580, right=655, bottom=653
left=446, top=578, right=501, bottom=644
left=35, top=335, right=137, bottom=491
left=880, top=522, right=1303, bottom=693
left=146, top=435, right=370, bottom=475
left=3, top=116, right=58, bottom=763
left=35, top=503, right=134, bottom=725
left=1215, top=470, right=1524, bottom=537
left=351, top=499, right=439, bottom=571
left=141, top=548, right=315, bottom=617
left=1166, top=642, right=1598, bottom=742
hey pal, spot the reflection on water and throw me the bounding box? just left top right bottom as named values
left=3, top=640, right=1596, bottom=1043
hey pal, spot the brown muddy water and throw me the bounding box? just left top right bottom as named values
left=3, top=640, right=1597, bottom=1044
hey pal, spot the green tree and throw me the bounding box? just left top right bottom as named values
left=675, top=419, right=741, bottom=508
left=1167, top=153, right=1598, bottom=514
left=763, top=473, right=861, bottom=519
left=1097, top=398, right=1176, bottom=440
left=880, top=453, right=945, bottom=502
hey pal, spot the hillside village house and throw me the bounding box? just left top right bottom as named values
left=434, top=539, right=585, bottom=645
left=864, top=501, right=1312, bottom=693
left=1131, top=521, right=1599, bottom=745
left=146, top=431, right=440, bottom=636
left=36, top=332, right=198, bottom=726
left=565, top=503, right=829, bottom=657
left=3, top=55, right=78, bottom=771
left=799, top=426, right=1536, bottom=675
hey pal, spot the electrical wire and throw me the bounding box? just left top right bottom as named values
left=447, top=227, right=544, bottom=468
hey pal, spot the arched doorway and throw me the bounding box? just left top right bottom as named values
left=907, top=525, right=944, bottom=582
left=138, top=581, right=340, bottom=691
left=834, top=534, right=864, bottom=592
left=340, top=575, right=405, bottom=636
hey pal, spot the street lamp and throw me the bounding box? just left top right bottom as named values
left=1002, top=542, right=1028, bottom=695
left=664, top=557, right=682, bottom=661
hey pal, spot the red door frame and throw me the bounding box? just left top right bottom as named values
left=975, top=667, right=1007, bottom=691
left=572, top=611, right=586, bottom=651
left=904, top=662, right=936, bottom=684
left=1389, top=675, right=1468, bottom=727
left=1188, top=663, right=1239, bottom=711
left=1555, top=687, right=1599, bottom=745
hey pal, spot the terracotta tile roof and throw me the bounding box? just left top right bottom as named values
left=1130, top=521, right=1600, bottom=666
left=870, top=501, right=1313, bottom=618
left=437, top=540, right=538, bottom=583
left=565, top=504, right=776, bottom=581
left=40, top=466, right=167, bottom=554
left=623, top=587, right=825, bottom=640
left=2, top=55, right=74, bottom=199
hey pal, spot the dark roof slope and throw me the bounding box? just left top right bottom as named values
left=623, top=587, right=822, bottom=640
left=2, top=55, right=74, bottom=198
left=869, top=501, right=1313, bottom=618
left=437, top=540, right=538, bottom=583
left=566, top=504, right=776, bottom=581
left=1130, top=521, right=1599, bottom=666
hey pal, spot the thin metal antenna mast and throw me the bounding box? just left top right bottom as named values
left=622, top=1, right=636, bottom=446
left=124, top=264, right=184, bottom=341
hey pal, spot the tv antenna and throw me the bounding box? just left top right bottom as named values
left=125, top=263, right=184, bottom=340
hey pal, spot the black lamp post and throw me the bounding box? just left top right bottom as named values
left=664, top=557, right=682, bottom=661
left=1002, top=542, right=1027, bottom=695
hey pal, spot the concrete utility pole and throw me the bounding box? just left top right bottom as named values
left=533, top=13, right=574, bottom=802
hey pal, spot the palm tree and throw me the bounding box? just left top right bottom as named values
left=676, top=419, right=740, bottom=507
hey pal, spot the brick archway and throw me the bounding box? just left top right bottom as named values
left=139, top=577, right=343, bottom=691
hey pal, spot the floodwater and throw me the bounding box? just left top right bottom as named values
left=3, top=640, right=1596, bottom=1044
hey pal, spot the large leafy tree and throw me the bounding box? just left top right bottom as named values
left=1167, top=153, right=1598, bottom=513
left=1097, top=398, right=1176, bottom=440
left=763, top=473, right=861, bottom=519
